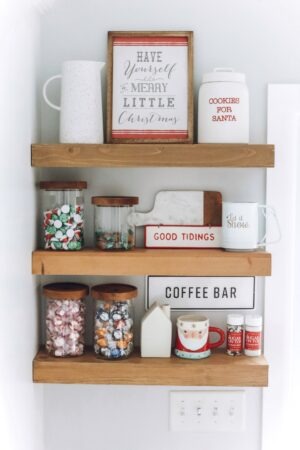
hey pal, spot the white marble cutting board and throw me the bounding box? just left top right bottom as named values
left=128, top=190, right=206, bottom=226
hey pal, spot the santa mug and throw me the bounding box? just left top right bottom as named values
left=222, top=202, right=281, bottom=251
left=174, top=315, right=225, bottom=359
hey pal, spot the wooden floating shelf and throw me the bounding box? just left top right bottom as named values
left=32, top=248, right=271, bottom=276
left=31, top=143, right=275, bottom=168
left=33, top=348, right=268, bottom=386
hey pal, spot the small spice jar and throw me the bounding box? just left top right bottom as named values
left=244, top=314, right=262, bottom=357
left=44, top=282, right=88, bottom=357
left=91, top=283, right=137, bottom=359
left=91, top=196, right=139, bottom=250
left=40, top=181, right=87, bottom=250
left=226, top=314, right=244, bottom=356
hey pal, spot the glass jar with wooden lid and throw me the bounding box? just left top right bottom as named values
left=91, top=196, right=139, bottom=250
left=44, top=282, right=89, bottom=357
left=91, top=283, right=138, bottom=359
left=40, top=181, right=87, bottom=250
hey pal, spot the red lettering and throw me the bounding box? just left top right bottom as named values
left=209, top=97, right=240, bottom=105
left=217, top=106, right=232, bottom=113
left=245, top=331, right=261, bottom=351
left=153, top=232, right=177, bottom=241
left=227, top=331, right=243, bottom=353
left=212, top=115, right=237, bottom=122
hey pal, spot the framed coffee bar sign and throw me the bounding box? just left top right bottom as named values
left=107, top=31, right=193, bottom=143
left=146, top=276, right=255, bottom=311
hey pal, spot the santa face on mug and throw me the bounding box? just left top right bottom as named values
left=176, top=317, right=209, bottom=352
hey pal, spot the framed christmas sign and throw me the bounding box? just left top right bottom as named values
left=107, top=31, right=194, bottom=143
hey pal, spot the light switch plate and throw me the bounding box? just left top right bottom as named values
left=169, top=390, right=246, bottom=432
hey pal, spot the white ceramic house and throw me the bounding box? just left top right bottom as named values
left=141, top=302, right=172, bottom=357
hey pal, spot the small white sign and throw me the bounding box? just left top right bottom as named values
left=145, top=225, right=222, bottom=248
left=146, top=276, right=255, bottom=310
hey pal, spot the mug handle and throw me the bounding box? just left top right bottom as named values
left=208, top=326, right=225, bottom=349
left=43, top=75, right=62, bottom=111
left=257, top=205, right=281, bottom=247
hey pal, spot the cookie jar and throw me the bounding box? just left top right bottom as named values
left=198, top=68, right=249, bottom=143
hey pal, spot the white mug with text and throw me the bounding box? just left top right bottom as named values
left=222, top=202, right=281, bottom=251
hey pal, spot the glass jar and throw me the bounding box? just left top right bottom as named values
left=226, top=314, right=244, bottom=356
left=44, top=282, right=88, bottom=357
left=91, top=283, right=137, bottom=359
left=91, top=196, right=139, bottom=250
left=40, top=181, right=87, bottom=250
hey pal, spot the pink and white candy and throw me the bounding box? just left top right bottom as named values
left=46, top=298, right=85, bottom=357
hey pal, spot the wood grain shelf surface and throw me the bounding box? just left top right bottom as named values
left=31, top=143, right=275, bottom=168
left=32, top=248, right=271, bottom=276
left=33, top=348, right=268, bottom=386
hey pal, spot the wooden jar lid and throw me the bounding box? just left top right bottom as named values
left=43, top=283, right=89, bottom=300
left=40, top=181, right=87, bottom=190
left=91, top=283, right=138, bottom=301
left=91, top=196, right=139, bottom=206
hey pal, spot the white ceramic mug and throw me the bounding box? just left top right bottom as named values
left=43, top=60, right=105, bottom=143
left=222, top=202, right=281, bottom=251
left=175, top=315, right=225, bottom=360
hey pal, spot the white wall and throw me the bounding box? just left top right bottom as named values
left=263, top=86, right=300, bottom=450
left=0, top=1, right=44, bottom=450
left=36, top=1, right=300, bottom=449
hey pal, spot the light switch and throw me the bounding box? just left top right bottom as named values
left=169, top=390, right=246, bottom=432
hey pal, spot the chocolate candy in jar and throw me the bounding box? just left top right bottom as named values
left=40, top=181, right=87, bottom=251
left=44, top=283, right=88, bottom=357
left=91, top=196, right=139, bottom=250
left=91, top=283, right=137, bottom=359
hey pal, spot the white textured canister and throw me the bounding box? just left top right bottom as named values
left=198, top=68, right=249, bottom=143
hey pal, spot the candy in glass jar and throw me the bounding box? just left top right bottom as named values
left=44, top=283, right=88, bottom=357
left=226, top=314, right=244, bottom=356
left=91, top=196, right=139, bottom=250
left=40, top=181, right=87, bottom=250
left=92, top=283, right=137, bottom=359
